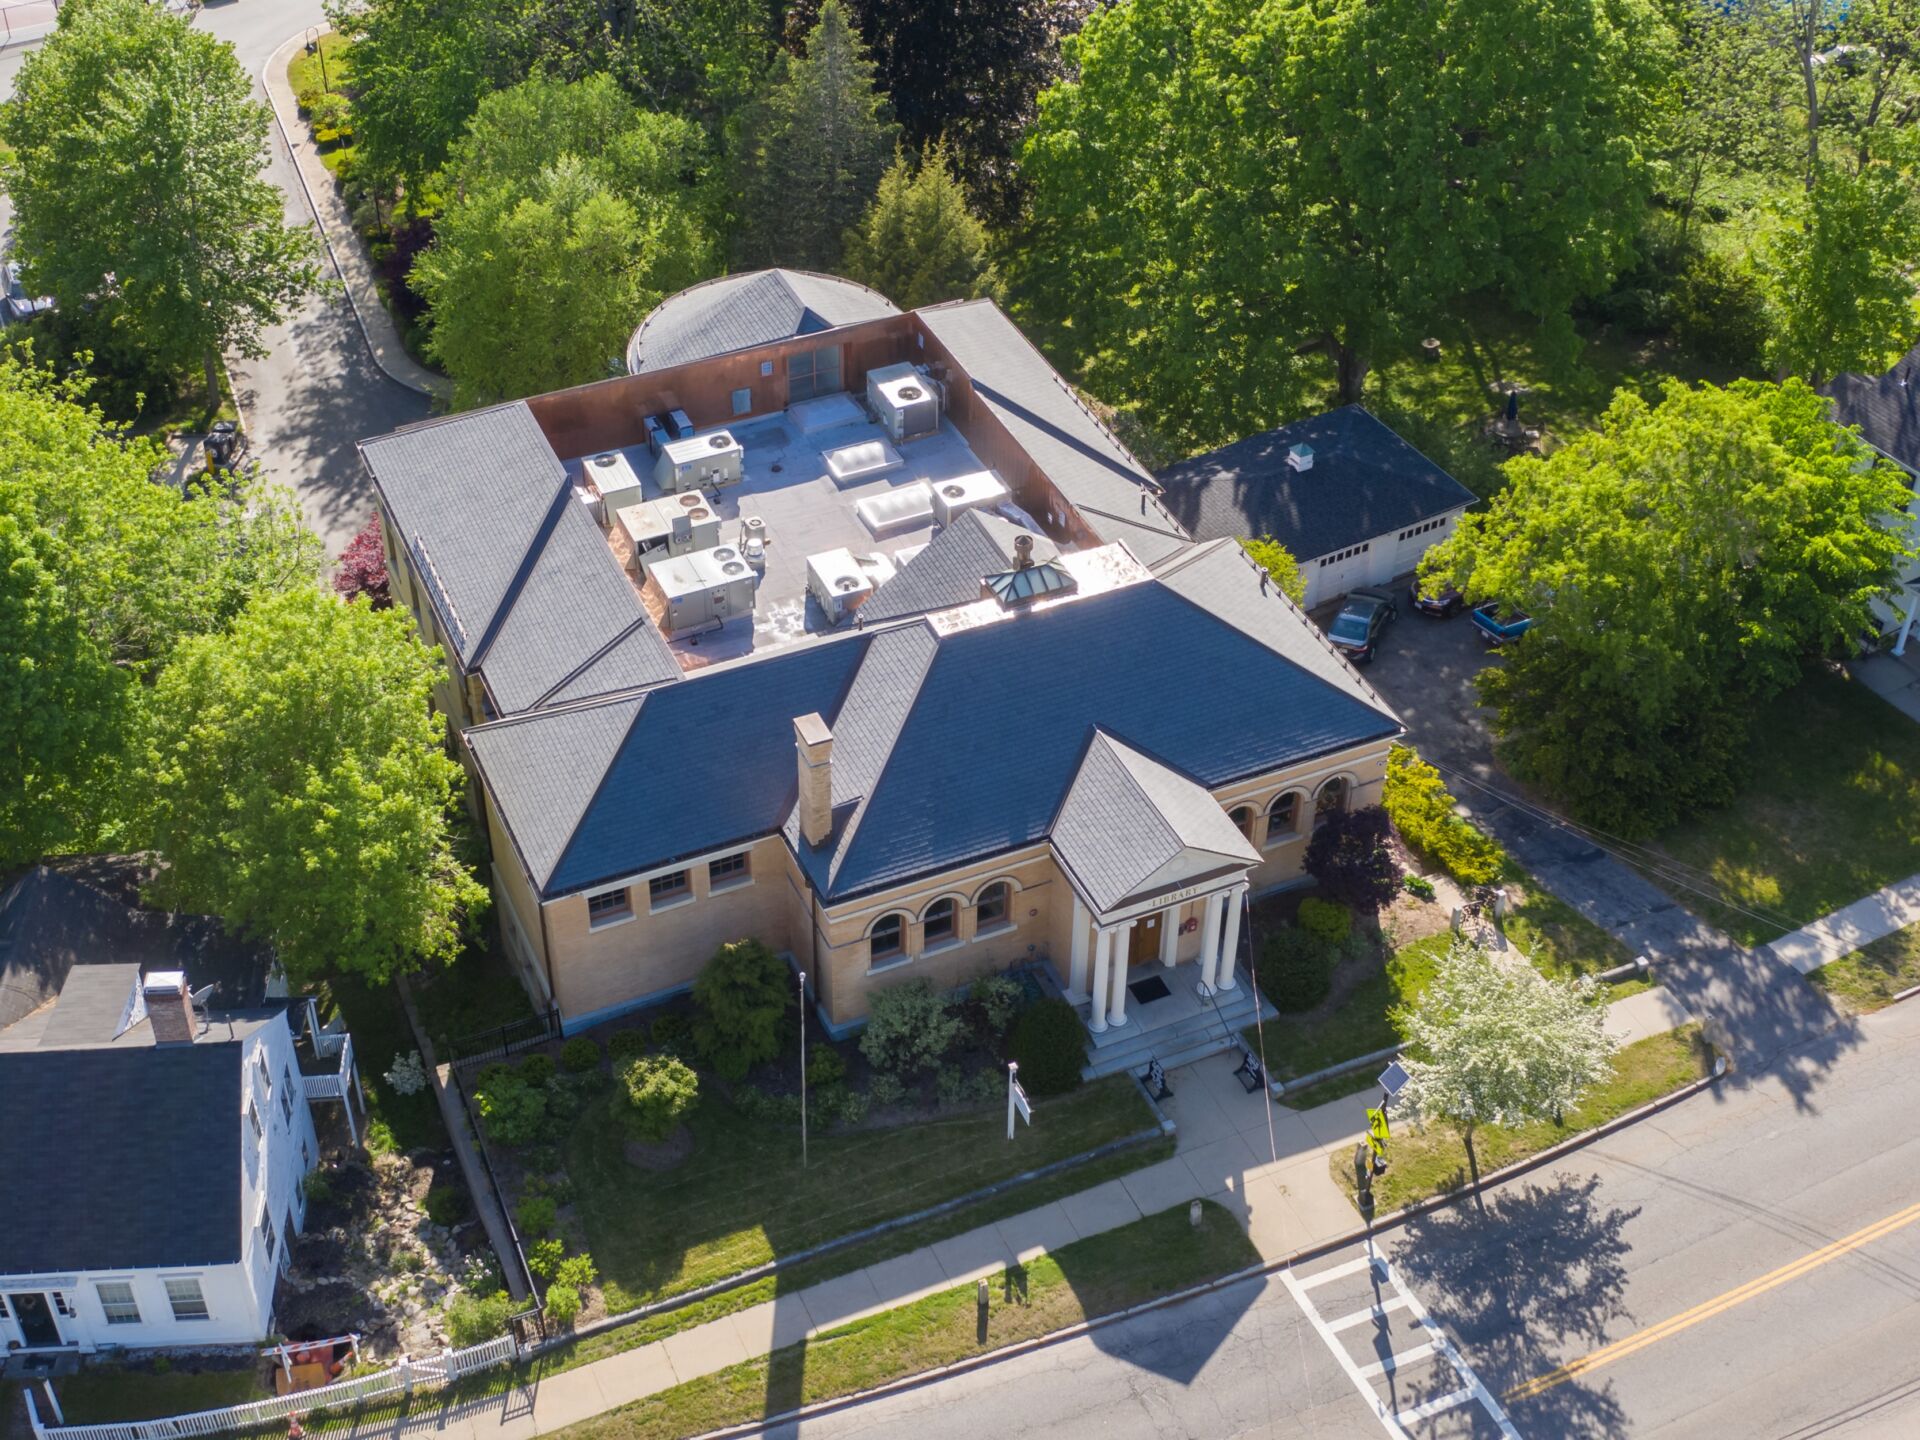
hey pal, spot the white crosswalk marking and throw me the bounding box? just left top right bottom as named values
left=1282, top=1243, right=1523, bottom=1439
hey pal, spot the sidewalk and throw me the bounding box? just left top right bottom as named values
left=412, top=975, right=1692, bottom=1437
left=1763, top=871, right=1920, bottom=975
left=258, top=29, right=452, bottom=403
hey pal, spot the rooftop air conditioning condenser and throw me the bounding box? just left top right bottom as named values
left=866, top=363, right=941, bottom=444
left=643, top=546, right=756, bottom=639
left=655, top=430, right=744, bottom=493
left=931, top=471, right=1010, bottom=527
left=585, top=450, right=646, bottom=522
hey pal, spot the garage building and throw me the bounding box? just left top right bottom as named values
left=1155, top=405, right=1477, bottom=610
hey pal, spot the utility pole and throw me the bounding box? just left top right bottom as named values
left=797, top=969, right=809, bottom=1169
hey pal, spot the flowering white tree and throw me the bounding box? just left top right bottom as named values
left=1398, top=940, right=1617, bottom=1184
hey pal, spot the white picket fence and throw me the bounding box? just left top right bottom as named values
left=24, top=1335, right=521, bottom=1440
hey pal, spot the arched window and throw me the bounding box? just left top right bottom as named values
left=1313, top=777, right=1349, bottom=830
left=1266, top=791, right=1300, bottom=843
left=923, top=896, right=958, bottom=945
left=869, top=912, right=906, bottom=964
left=976, top=881, right=1012, bottom=931
left=1229, top=806, right=1255, bottom=841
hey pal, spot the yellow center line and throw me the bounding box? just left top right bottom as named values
left=1506, top=1198, right=1920, bottom=1402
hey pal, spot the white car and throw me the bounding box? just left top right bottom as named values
left=4, top=262, right=55, bottom=323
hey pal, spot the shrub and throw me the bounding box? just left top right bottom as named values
left=1404, top=874, right=1437, bottom=901
left=807, top=1042, right=846, bottom=1091
left=444, top=1291, right=513, bottom=1346
left=560, top=1037, right=601, bottom=1074
left=554, top=1253, right=598, bottom=1289
left=691, top=939, right=791, bottom=1079
left=295, top=86, right=321, bottom=115
left=472, top=1068, right=546, bottom=1147
left=1007, top=997, right=1087, bottom=1097
left=967, top=972, right=1025, bottom=1037
left=527, top=1238, right=565, bottom=1279
left=1303, top=806, right=1402, bottom=910
left=935, top=1065, right=973, bottom=1107
left=734, top=1083, right=803, bottom=1124
left=310, top=91, right=353, bottom=139
left=301, top=1170, right=334, bottom=1207
left=619, top=1055, right=700, bottom=1142
left=543, top=1283, right=581, bottom=1326
left=817, top=1086, right=871, bottom=1127
left=515, top=1195, right=557, bottom=1238
left=517, top=1053, right=556, bottom=1087
left=869, top=1071, right=908, bottom=1107
left=1296, top=897, right=1351, bottom=946
left=1382, top=748, right=1506, bottom=887
left=649, top=1012, right=694, bottom=1057
left=1671, top=248, right=1767, bottom=369
left=366, top=1118, right=397, bottom=1155
left=425, top=1185, right=471, bottom=1228
left=608, top=1028, right=649, bottom=1066
left=333, top=513, right=390, bottom=609
left=1261, top=927, right=1336, bottom=1013
left=523, top=1144, right=560, bottom=1176
left=385, top=1050, right=428, bottom=1096
left=860, top=979, right=964, bottom=1080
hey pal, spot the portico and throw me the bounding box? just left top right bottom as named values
left=1064, top=875, right=1252, bottom=1033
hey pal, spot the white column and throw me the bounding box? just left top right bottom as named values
left=1216, top=883, right=1249, bottom=991
left=1196, top=892, right=1227, bottom=992
left=1069, top=894, right=1091, bottom=996
left=1108, top=919, right=1136, bottom=1027
left=1159, top=904, right=1180, bottom=970
left=1898, top=590, right=1919, bottom=657
left=1089, top=926, right=1113, bottom=1033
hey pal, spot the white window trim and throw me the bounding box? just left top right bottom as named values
left=162, top=1275, right=211, bottom=1323
left=94, top=1279, right=141, bottom=1326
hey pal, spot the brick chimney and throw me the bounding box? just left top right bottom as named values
left=794, top=712, right=834, bottom=847
left=144, top=970, right=196, bottom=1045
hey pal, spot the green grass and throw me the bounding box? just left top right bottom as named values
left=1330, top=1025, right=1712, bottom=1212
left=408, top=925, right=537, bottom=1056
left=57, top=1368, right=263, bottom=1423
left=567, top=1073, right=1155, bottom=1310
left=1500, top=861, right=1644, bottom=994
left=1809, top=922, right=1920, bottom=1015
left=126, top=359, right=239, bottom=440
left=1646, top=668, right=1920, bottom=946
left=322, top=974, right=447, bottom=1153
left=1251, top=935, right=1448, bottom=1102
left=554, top=1201, right=1259, bottom=1440
left=286, top=33, right=353, bottom=101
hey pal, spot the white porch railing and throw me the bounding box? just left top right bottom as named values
left=23, top=1336, right=520, bottom=1440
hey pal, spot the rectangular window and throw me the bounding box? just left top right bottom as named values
left=587, top=888, right=633, bottom=927
left=96, top=1281, right=140, bottom=1325
left=280, top=1078, right=294, bottom=1126
left=648, top=871, right=690, bottom=909
left=53, top=1293, right=74, bottom=1318
left=248, top=1098, right=263, bottom=1142
left=787, top=345, right=843, bottom=402
left=261, top=1210, right=277, bottom=1261
left=259, top=1051, right=272, bottom=1094
left=731, top=387, right=752, bottom=416
left=164, top=1278, right=210, bottom=1322
left=708, top=853, right=750, bottom=890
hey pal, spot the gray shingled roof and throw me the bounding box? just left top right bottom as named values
left=0, top=1041, right=244, bottom=1272
left=1825, top=344, right=1920, bottom=471
left=1052, top=733, right=1262, bottom=914
left=916, top=301, right=1189, bottom=555
left=1155, top=405, right=1476, bottom=561
left=860, top=511, right=1058, bottom=625
left=627, top=270, right=901, bottom=375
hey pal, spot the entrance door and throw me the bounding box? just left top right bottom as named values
left=1129, top=912, right=1163, bottom=966
left=9, top=1293, right=61, bottom=1348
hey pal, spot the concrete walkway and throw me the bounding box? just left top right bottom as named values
left=1763, top=872, right=1920, bottom=976
left=1850, top=647, right=1920, bottom=726
left=259, top=29, right=452, bottom=403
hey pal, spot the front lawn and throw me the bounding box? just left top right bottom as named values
left=1252, top=935, right=1447, bottom=1098
left=554, top=1201, right=1259, bottom=1440
left=568, top=1072, right=1156, bottom=1310
left=1500, top=861, right=1641, bottom=991
left=1809, top=922, right=1920, bottom=1014
left=1646, top=668, right=1920, bottom=946
left=1330, top=1025, right=1712, bottom=1212
left=57, top=1366, right=262, bottom=1423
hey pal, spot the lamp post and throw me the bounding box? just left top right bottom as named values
left=797, top=969, right=809, bottom=1170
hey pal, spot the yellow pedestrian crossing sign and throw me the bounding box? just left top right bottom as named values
left=1366, top=1106, right=1390, bottom=1159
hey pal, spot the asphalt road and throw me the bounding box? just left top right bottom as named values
left=2, top=0, right=429, bottom=556
left=780, top=999, right=1920, bottom=1438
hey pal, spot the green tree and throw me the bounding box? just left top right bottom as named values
left=841, top=142, right=996, bottom=310
left=411, top=75, right=715, bottom=407
left=1398, top=940, right=1616, bottom=1184
left=1018, top=0, right=1669, bottom=448
left=136, top=588, right=486, bottom=985
left=689, top=937, right=792, bottom=1080
left=619, top=1054, right=700, bottom=1141
left=1422, top=379, right=1913, bottom=834
left=1760, top=162, right=1920, bottom=384
left=1236, top=537, right=1307, bottom=608
left=0, top=0, right=318, bottom=397
left=734, top=0, right=898, bottom=270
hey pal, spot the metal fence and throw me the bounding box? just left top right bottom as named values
left=443, top=1007, right=561, bottom=1069
left=23, top=1335, right=520, bottom=1440
left=445, top=1060, right=544, bottom=1304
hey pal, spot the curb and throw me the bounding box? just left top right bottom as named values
left=257, top=29, right=446, bottom=402
left=682, top=1059, right=1728, bottom=1439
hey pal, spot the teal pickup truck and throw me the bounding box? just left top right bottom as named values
left=1469, top=602, right=1533, bottom=646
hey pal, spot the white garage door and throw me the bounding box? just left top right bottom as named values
left=1307, top=541, right=1376, bottom=607
left=1390, top=512, right=1459, bottom=577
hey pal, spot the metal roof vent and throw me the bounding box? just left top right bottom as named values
left=1287, top=443, right=1314, bottom=472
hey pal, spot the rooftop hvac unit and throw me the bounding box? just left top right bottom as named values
left=807, top=547, right=878, bottom=624
left=931, top=470, right=1010, bottom=527
left=585, top=450, right=646, bottom=520
left=616, top=493, right=722, bottom=575
left=866, top=362, right=941, bottom=443
left=644, top=546, right=757, bottom=639
left=655, top=430, right=744, bottom=493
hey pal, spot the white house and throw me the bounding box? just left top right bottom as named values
left=0, top=873, right=358, bottom=1354
left=1154, top=405, right=1478, bottom=609
left=1824, top=350, right=1920, bottom=651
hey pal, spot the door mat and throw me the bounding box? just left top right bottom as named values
left=1127, top=975, right=1173, bottom=1005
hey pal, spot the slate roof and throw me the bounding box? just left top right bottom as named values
left=358, top=403, right=680, bottom=717
left=0, top=1042, right=244, bottom=1272
left=1155, top=405, right=1476, bottom=561
left=916, top=301, right=1189, bottom=561
left=860, top=511, right=1059, bottom=625
left=627, top=270, right=901, bottom=375
left=1824, top=344, right=1920, bottom=470
left=1051, top=734, right=1262, bottom=913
